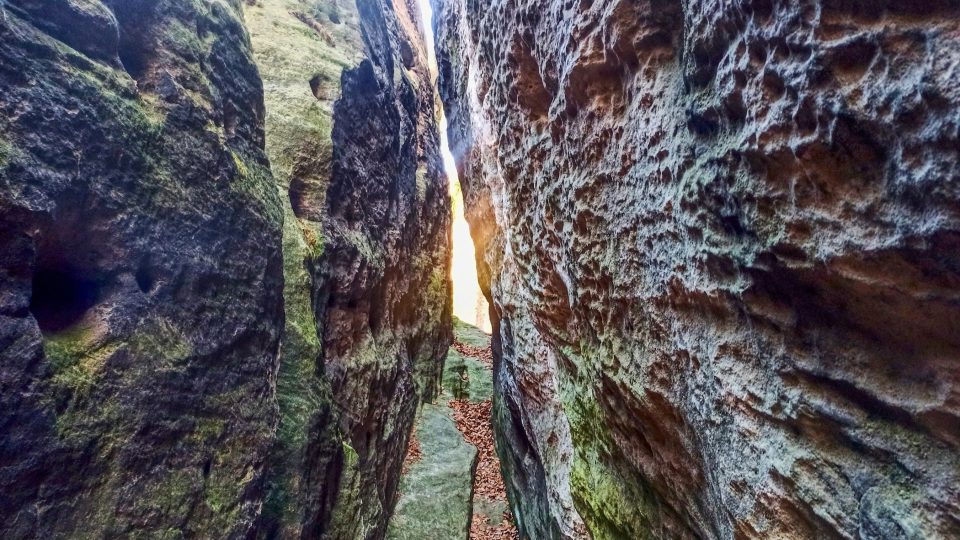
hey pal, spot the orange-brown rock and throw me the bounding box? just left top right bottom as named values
left=434, top=1, right=960, bottom=538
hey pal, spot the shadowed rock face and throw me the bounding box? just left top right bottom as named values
left=0, top=0, right=450, bottom=537
left=245, top=0, right=451, bottom=537
left=0, top=0, right=283, bottom=536
left=305, top=0, right=453, bottom=537
left=433, top=0, right=960, bottom=538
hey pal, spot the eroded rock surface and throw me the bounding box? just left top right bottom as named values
left=244, top=0, right=365, bottom=535
left=434, top=0, right=960, bottom=538
left=0, top=0, right=450, bottom=537
left=0, top=0, right=282, bottom=536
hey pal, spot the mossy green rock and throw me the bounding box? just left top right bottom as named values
left=246, top=0, right=453, bottom=537
left=0, top=0, right=451, bottom=537
left=387, top=404, right=477, bottom=540
left=442, top=348, right=492, bottom=402
left=244, top=0, right=362, bottom=535
left=0, top=0, right=285, bottom=537
left=453, top=317, right=491, bottom=349
left=294, top=0, right=454, bottom=537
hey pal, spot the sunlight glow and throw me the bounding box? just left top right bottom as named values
left=417, top=0, right=491, bottom=333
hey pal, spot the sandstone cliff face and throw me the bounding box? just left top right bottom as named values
left=246, top=0, right=452, bottom=537
left=0, top=0, right=283, bottom=536
left=434, top=1, right=960, bottom=538
left=0, top=0, right=450, bottom=537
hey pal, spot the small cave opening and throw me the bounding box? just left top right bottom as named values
left=310, top=74, right=324, bottom=100
left=111, top=3, right=158, bottom=84
left=118, top=45, right=150, bottom=83
left=136, top=263, right=160, bottom=294
left=30, top=267, right=103, bottom=334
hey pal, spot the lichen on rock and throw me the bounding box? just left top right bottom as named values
left=0, top=0, right=452, bottom=537
left=433, top=0, right=960, bottom=538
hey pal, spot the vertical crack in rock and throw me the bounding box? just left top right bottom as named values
left=244, top=0, right=366, bottom=536
left=433, top=0, right=960, bottom=538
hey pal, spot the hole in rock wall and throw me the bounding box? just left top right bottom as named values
left=28, top=217, right=111, bottom=335
left=118, top=45, right=150, bottom=82
left=111, top=3, right=157, bottom=84
left=30, top=267, right=102, bottom=333
left=136, top=262, right=160, bottom=294
left=310, top=74, right=324, bottom=99
left=416, top=0, right=491, bottom=333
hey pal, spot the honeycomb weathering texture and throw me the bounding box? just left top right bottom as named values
left=433, top=0, right=960, bottom=538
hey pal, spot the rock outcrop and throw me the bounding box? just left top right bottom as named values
left=0, top=0, right=283, bottom=536
left=434, top=0, right=960, bottom=538
left=243, top=0, right=363, bottom=535
left=317, top=0, right=453, bottom=536
left=0, top=0, right=450, bottom=537
left=246, top=0, right=452, bottom=537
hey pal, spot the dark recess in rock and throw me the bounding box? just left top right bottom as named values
left=29, top=268, right=102, bottom=333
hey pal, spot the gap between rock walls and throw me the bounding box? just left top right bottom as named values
left=388, top=3, right=504, bottom=539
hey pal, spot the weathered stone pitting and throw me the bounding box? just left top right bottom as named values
left=434, top=0, right=960, bottom=538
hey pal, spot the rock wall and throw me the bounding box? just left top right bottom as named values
left=246, top=0, right=452, bottom=537
left=0, top=0, right=283, bottom=536
left=243, top=0, right=364, bottom=536
left=0, top=0, right=450, bottom=537
left=433, top=1, right=960, bottom=538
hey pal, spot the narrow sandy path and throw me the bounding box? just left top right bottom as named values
left=389, top=320, right=517, bottom=539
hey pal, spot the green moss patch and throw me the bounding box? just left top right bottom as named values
left=387, top=404, right=477, bottom=540
left=0, top=137, right=15, bottom=170
left=557, top=344, right=661, bottom=539
left=453, top=317, right=491, bottom=348
left=442, top=348, right=492, bottom=402
left=127, top=317, right=193, bottom=367
left=243, top=0, right=363, bottom=188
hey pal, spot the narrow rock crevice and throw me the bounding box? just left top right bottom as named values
left=390, top=320, right=517, bottom=540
